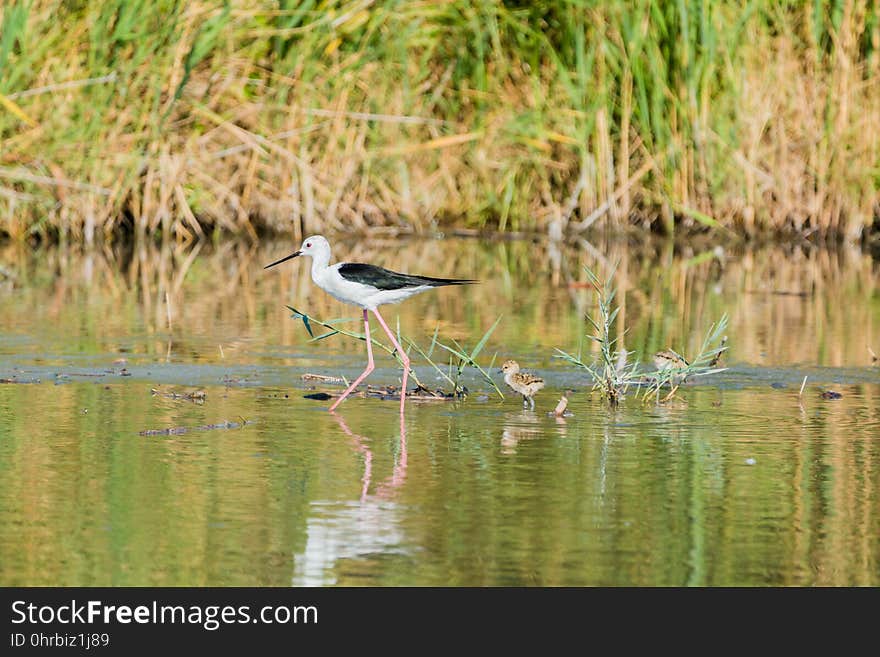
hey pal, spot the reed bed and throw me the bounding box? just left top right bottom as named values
left=1, top=1, right=879, bottom=243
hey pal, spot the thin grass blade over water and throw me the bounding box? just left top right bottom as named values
left=287, top=305, right=424, bottom=389
left=556, top=264, right=635, bottom=405
left=287, top=306, right=505, bottom=398
left=557, top=266, right=729, bottom=404
left=433, top=316, right=506, bottom=399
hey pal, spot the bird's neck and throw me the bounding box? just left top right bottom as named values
left=309, top=251, right=331, bottom=281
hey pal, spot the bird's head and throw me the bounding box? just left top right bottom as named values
left=264, top=235, right=330, bottom=269
left=500, top=360, right=520, bottom=374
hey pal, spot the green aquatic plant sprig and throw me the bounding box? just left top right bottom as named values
left=555, top=267, right=729, bottom=404
left=288, top=305, right=425, bottom=389
left=555, top=265, right=638, bottom=405
left=288, top=306, right=505, bottom=399
left=431, top=315, right=505, bottom=399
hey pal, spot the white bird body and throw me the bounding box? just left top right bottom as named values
left=311, top=262, right=435, bottom=310
left=265, top=235, right=475, bottom=413
left=272, top=235, right=472, bottom=310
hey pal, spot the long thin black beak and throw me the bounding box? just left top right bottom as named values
left=264, top=251, right=301, bottom=269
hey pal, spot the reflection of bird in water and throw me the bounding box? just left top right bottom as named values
left=332, top=412, right=407, bottom=502
left=500, top=411, right=543, bottom=455
left=291, top=413, right=408, bottom=586
left=500, top=360, right=545, bottom=410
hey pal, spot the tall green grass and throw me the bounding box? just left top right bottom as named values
left=1, top=1, right=878, bottom=243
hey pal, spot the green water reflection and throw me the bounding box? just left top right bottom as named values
left=1, top=383, right=877, bottom=586
left=0, top=237, right=878, bottom=585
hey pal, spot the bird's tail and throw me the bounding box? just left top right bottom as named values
left=412, top=275, right=478, bottom=287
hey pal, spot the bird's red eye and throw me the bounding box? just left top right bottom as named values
left=306, top=242, right=311, bottom=248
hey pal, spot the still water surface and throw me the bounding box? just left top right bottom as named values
left=0, top=237, right=878, bottom=585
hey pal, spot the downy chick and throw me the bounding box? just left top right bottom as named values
left=500, top=360, right=545, bottom=410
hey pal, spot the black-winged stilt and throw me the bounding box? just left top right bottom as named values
left=265, top=235, right=475, bottom=412
left=500, top=360, right=545, bottom=410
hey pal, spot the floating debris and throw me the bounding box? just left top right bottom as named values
left=552, top=395, right=570, bottom=417
left=304, top=392, right=333, bottom=401
left=305, top=384, right=465, bottom=402
left=745, top=458, right=757, bottom=466
left=151, top=388, right=207, bottom=403
left=139, top=419, right=252, bottom=436
left=301, top=373, right=346, bottom=384
left=0, top=376, right=40, bottom=384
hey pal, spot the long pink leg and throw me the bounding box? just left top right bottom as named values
left=329, top=309, right=374, bottom=411
left=371, top=308, right=410, bottom=414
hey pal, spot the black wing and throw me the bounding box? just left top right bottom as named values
left=337, top=263, right=476, bottom=290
